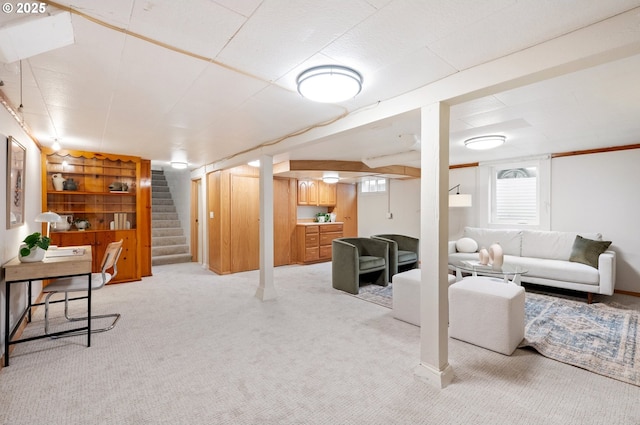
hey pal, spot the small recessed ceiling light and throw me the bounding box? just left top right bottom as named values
left=297, top=65, right=363, bottom=103
left=464, top=135, right=506, bottom=150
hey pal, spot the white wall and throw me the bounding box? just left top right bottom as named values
left=550, top=150, right=640, bottom=293
left=358, top=178, right=421, bottom=238
left=1, top=109, right=44, bottom=359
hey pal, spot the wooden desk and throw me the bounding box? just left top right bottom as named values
left=3, top=245, right=92, bottom=366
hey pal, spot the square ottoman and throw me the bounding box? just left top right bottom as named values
left=449, top=276, right=525, bottom=355
left=392, top=269, right=456, bottom=326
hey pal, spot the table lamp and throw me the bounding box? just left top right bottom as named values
left=35, top=211, right=62, bottom=238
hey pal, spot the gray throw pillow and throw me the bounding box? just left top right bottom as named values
left=569, top=235, right=611, bottom=268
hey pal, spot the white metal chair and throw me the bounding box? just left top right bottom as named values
left=43, top=239, right=123, bottom=336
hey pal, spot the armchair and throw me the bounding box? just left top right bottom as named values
left=371, top=234, right=419, bottom=278
left=332, top=237, right=388, bottom=295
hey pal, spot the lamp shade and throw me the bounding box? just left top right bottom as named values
left=35, top=211, right=61, bottom=223
left=449, top=194, right=472, bottom=208
left=297, top=65, right=362, bottom=103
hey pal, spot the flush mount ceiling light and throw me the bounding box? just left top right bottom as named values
left=322, top=171, right=340, bottom=184
left=464, top=135, right=506, bottom=150
left=297, top=65, right=363, bottom=103
left=170, top=161, right=188, bottom=169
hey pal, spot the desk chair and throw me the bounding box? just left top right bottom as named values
left=43, top=239, right=123, bottom=336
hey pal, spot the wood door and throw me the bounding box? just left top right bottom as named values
left=273, top=178, right=293, bottom=266
left=190, top=178, right=200, bottom=263
left=318, top=181, right=337, bottom=206
left=113, top=230, right=137, bottom=282
left=335, top=183, right=358, bottom=237
left=230, top=175, right=260, bottom=272
left=297, top=180, right=309, bottom=205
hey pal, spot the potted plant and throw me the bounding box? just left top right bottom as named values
left=19, top=232, right=51, bottom=262
left=74, top=218, right=91, bottom=230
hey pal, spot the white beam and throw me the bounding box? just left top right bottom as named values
left=255, top=154, right=277, bottom=301
left=415, top=102, right=453, bottom=389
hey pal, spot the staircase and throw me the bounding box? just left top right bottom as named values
left=151, top=170, right=192, bottom=266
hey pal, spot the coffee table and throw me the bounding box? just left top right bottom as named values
left=449, top=260, right=528, bottom=285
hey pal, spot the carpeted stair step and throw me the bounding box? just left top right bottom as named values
left=152, top=235, right=187, bottom=247
left=152, top=253, right=192, bottom=266
left=150, top=169, right=191, bottom=266
left=152, top=244, right=189, bottom=256
left=152, top=228, right=185, bottom=237
left=152, top=212, right=179, bottom=221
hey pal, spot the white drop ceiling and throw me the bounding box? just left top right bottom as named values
left=1, top=0, right=640, bottom=174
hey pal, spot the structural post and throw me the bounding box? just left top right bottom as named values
left=255, top=154, right=277, bottom=301
left=415, top=102, right=453, bottom=388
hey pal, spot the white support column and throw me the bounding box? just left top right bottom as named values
left=255, top=154, right=277, bottom=301
left=414, top=102, right=453, bottom=388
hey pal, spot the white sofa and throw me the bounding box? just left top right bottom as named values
left=448, top=227, right=616, bottom=303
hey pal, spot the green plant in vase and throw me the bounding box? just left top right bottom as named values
left=19, top=232, right=51, bottom=262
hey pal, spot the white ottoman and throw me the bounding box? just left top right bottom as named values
left=449, top=276, right=525, bottom=355
left=392, top=269, right=456, bottom=326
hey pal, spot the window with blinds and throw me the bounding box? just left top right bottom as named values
left=360, top=177, right=387, bottom=193
left=491, top=166, right=538, bottom=225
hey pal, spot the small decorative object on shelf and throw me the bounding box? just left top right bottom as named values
left=51, top=173, right=66, bottom=191
left=19, top=232, right=51, bottom=262
left=74, top=218, right=90, bottom=231
left=109, top=181, right=128, bottom=192
left=63, top=178, right=78, bottom=190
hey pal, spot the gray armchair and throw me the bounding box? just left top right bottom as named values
left=371, top=234, right=419, bottom=278
left=332, top=237, right=389, bottom=295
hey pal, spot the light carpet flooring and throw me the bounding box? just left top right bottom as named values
left=1, top=262, right=639, bottom=425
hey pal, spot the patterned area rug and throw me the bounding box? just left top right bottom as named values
left=353, top=285, right=640, bottom=386
left=524, top=292, right=639, bottom=386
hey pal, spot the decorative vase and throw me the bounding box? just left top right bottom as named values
left=63, top=178, right=78, bottom=191
left=478, top=248, right=490, bottom=265
left=489, top=243, right=504, bottom=270
left=19, top=245, right=46, bottom=262
left=52, top=173, right=66, bottom=191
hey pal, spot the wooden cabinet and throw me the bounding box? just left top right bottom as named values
left=331, top=183, right=357, bottom=237
left=297, top=180, right=336, bottom=206
left=318, top=181, right=337, bottom=206
left=296, top=223, right=343, bottom=264
left=207, top=166, right=298, bottom=274
left=41, top=148, right=150, bottom=283
left=48, top=229, right=137, bottom=283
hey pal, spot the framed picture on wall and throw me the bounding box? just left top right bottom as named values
left=6, top=136, right=26, bottom=229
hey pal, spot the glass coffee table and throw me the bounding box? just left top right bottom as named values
left=449, top=260, right=528, bottom=285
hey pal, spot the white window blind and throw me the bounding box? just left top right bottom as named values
left=492, top=167, right=538, bottom=225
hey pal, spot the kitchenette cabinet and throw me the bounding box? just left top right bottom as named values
left=297, top=180, right=336, bottom=206
left=295, top=222, right=343, bottom=264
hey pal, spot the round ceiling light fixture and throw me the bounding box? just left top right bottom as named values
left=170, top=161, right=188, bottom=169
left=297, top=65, right=363, bottom=103
left=322, top=171, right=340, bottom=184
left=464, top=135, right=506, bottom=150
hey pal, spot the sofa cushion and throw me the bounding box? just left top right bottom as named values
left=456, top=237, right=478, bottom=253
left=521, top=230, right=602, bottom=260
left=569, top=235, right=612, bottom=268
left=507, top=255, right=600, bottom=285
left=397, top=250, right=418, bottom=265
left=463, top=227, right=522, bottom=256
left=359, top=255, right=385, bottom=271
